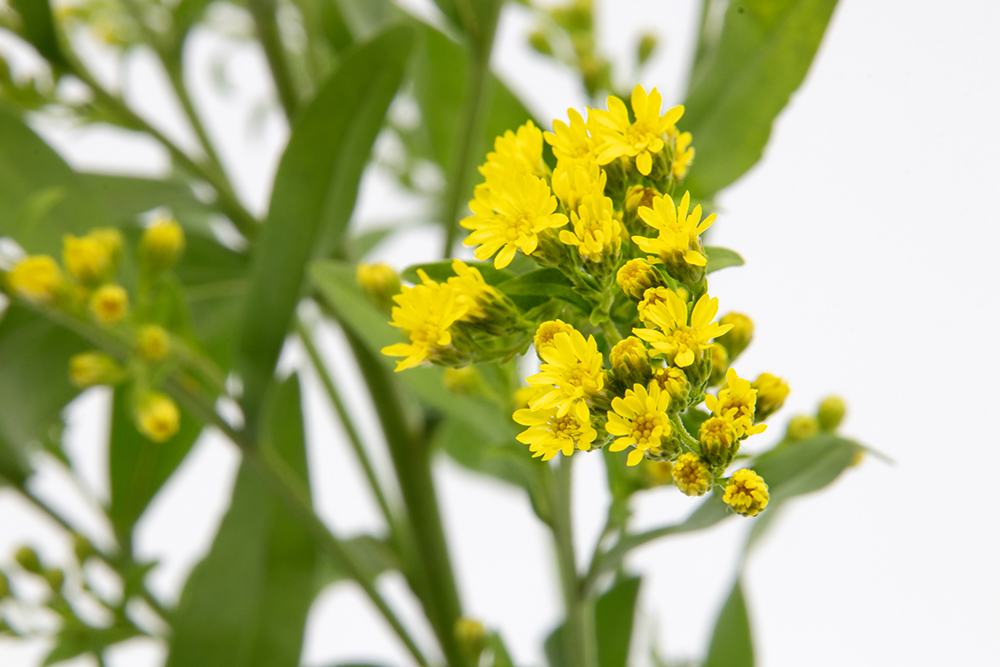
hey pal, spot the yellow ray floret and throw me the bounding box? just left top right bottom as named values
left=479, top=121, right=546, bottom=185
left=527, top=328, right=605, bottom=420
left=513, top=405, right=598, bottom=461
left=558, top=193, right=621, bottom=262
left=7, top=256, right=63, bottom=304
left=671, top=131, right=694, bottom=179
left=592, top=85, right=683, bottom=176
left=382, top=274, right=467, bottom=372
left=534, top=319, right=575, bottom=353
left=633, top=292, right=733, bottom=367
left=461, top=174, right=568, bottom=269
left=606, top=382, right=672, bottom=466
left=723, top=468, right=769, bottom=517
left=704, top=368, right=767, bottom=438
left=551, top=160, right=606, bottom=212
left=544, top=107, right=597, bottom=165
left=632, top=191, right=715, bottom=269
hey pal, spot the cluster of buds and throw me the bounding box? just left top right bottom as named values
left=381, top=85, right=801, bottom=518
left=2, top=216, right=186, bottom=442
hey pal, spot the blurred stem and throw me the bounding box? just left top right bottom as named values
left=294, top=318, right=398, bottom=537
left=551, top=456, right=599, bottom=667
left=600, top=319, right=622, bottom=346
left=440, top=3, right=503, bottom=258
left=246, top=0, right=300, bottom=120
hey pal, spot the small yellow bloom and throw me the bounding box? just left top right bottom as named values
left=513, top=386, right=536, bottom=411
left=636, top=286, right=678, bottom=327
left=818, top=396, right=847, bottom=431
left=382, top=274, right=467, bottom=372
left=544, top=108, right=597, bottom=165
left=513, top=405, right=597, bottom=461
left=356, top=262, right=401, bottom=311
left=137, top=325, right=171, bottom=361
left=616, top=258, right=664, bottom=302
left=534, top=319, right=576, bottom=354
left=704, top=368, right=767, bottom=438
left=479, top=121, right=546, bottom=185
left=89, top=284, right=129, bottom=324
left=723, top=468, right=769, bottom=517
left=141, top=217, right=185, bottom=272
left=446, top=259, right=499, bottom=322
left=551, top=160, right=606, bottom=212
left=670, top=130, right=695, bottom=179
left=592, top=85, right=683, bottom=176
left=454, top=618, right=487, bottom=661
left=632, top=191, right=715, bottom=278
left=460, top=174, right=568, bottom=269
left=699, top=414, right=739, bottom=467
left=558, top=193, right=621, bottom=262
left=625, top=185, right=658, bottom=214
left=7, top=256, right=63, bottom=304
left=672, top=453, right=712, bottom=497
left=606, top=382, right=672, bottom=466
left=752, top=373, right=789, bottom=421
left=610, top=337, right=649, bottom=375
left=63, top=233, right=114, bottom=285
left=718, top=312, right=754, bottom=360
left=69, top=351, right=123, bottom=388
left=709, top=343, right=729, bottom=386
left=648, top=366, right=688, bottom=404
left=633, top=292, right=733, bottom=368
left=137, top=392, right=181, bottom=442
left=527, top=329, right=605, bottom=420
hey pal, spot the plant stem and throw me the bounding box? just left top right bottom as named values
left=551, top=456, right=598, bottom=667
left=601, top=319, right=623, bottom=346
left=246, top=0, right=300, bottom=120
left=294, top=318, right=397, bottom=534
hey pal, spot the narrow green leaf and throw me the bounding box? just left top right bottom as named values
left=80, top=173, right=214, bottom=236
left=171, top=0, right=215, bottom=49
left=315, top=535, right=398, bottom=587
left=334, top=0, right=397, bottom=39
left=595, top=576, right=642, bottom=667
left=10, top=0, right=66, bottom=67
left=705, top=246, right=745, bottom=273
left=42, top=621, right=141, bottom=666
left=166, top=375, right=316, bottom=667
left=544, top=624, right=567, bottom=667
left=683, top=0, right=839, bottom=197
left=236, top=26, right=413, bottom=434
left=704, top=578, right=754, bottom=667
left=489, top=633, right=516, bottom=667
left=496, top=269, right=591, bottom=314
left=401, top=260, right=513, bottom=286
left=343, top=227, right=394, bottom=262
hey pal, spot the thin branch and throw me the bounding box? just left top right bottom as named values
left=245, top=0, right=300, bottom=120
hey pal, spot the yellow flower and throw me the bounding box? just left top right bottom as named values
left=141, top=216, right=185, bottom=272
left=551, top=160, right=606, bottom=212
left=90, top=228, right=123, bottom=263
left=137, top=325, right=170, bottom=361
left=446, top=259, right=498, bottom=321
left=636, top=286, right=678, bottom=327
left=534, top=319, right=576, bottom=355
left=648, top=366, right=688, bottom=403
left=616, top=258, right=664, bottom=301
left=633, top=292, right=733, bottom=368
left=704, top=368, right=767, bottom=438
left=513, top=405, right=597, bottom=461
left=709, top=343, right=729, bottom=386
left=558, top=193, right=621, bottom=261
left=718, top=312, right=754, bottom=360
left=89, top=284, right=129, bottom=324
left=632, top=191, right=715, bottom=274
left=699, top=414, right=739, bottom=467
left=671, top=130, right=694, bottom=179
left=7, top=256, right=63, bottom=303
left=63, top=233, right=114, bottom=285
left=382, top=273, right=467, bottom=372
left=606, top=382, right=672, bottom=466
left=723, top=468, right=769, bottom=517
left=137, top=392, right=181, bottom=443
left=624, top=185, right=658, bottom=215
left=356, top=262, right=401, bottom=311
left=461, top=174, right=568, bottom=269
left=752, top=373, right=789, bottom=421
left=479, top=121, right=546, bottom=185
left=513, top=386, right=536, bottom=411
left=609, top=337, right=649, bottom=375
left=527, top=329, right=605, bottom=420
left=69, top=351, right=123, bottom=388
left=544, top=108, right=597, bottom=165
left=672, top=453, right=712, bottom=497
left=592, top=85, right=683, bottom=176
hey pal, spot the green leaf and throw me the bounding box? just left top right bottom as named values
left=166, top=375, right=317, bottom=667
left=334, top=0, right=397, bottom=39
left=107, top=386, right=202, bottom=548
left=683, top=0, right=839, bottom=197
left=343, top=226, right=394, bottom=262
left=544, top=624, right=567, bottom=667
left=80, top=173, right=215, bottom=236
left=704, top=578, right=754, bottom=667
left=171, top=0, right=215, bottom=50
left=705, top=246, right=745, bottom=273
left=496, top=269, right=591, bottom=314
left=401, top=260, right=513, bottom=286
left=315, top=534, right=398, bottom=586
left=595, top=576, right=642, bottom=667
left=0, top=105, right=108, bottom=254
left=9, top=0, right=66, bottom=67
left=42, top=621, right=141, bottom=666
left=489, top=633, right=516, bottom=667
left=235, top=26, right=413, bottom=435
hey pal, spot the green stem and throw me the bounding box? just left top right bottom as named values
left=551, top=457, right=598, bottom=667
left=246, top=0, right=300, bottom=120
left=600, top=319, right=622, bottom=346
left=294, top=318, right=397, bottom=534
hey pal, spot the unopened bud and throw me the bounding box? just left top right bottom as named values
left=699, top=415, right=738, bottom=467
left=616, top=258, right=664, bottom=301
left=609, top=337, right=652, bottom=391
left=14, top=546, right=41, bottom=574
left=455, top=617, right=487, bottom=663
left=136, top=325, right=171, bottom=361
left=817, top=396, right=846, bottom=431
left=140, top=217, right=185, bottom=273
left=708, top=343, right=728, bottom=387
left=69, top=351, right=125, bottom=388
left=89, top=284, right=129, bottom=324
left=62, top=233, right=115, bottom=286
left=528, top=29, right=553, bottom=55
left=137, top=392, right=180, bottom=443
left=751, top=373, right=789, bottom=421
left=6, top=256, right=64, bottom=304
left=637, top=32, right=658, bottom=66
left=534, top=320, right=575, bottom=357
left=718, top=313, right=753, bottom=361
left=356, top=262, right=401, bottom=312
left=786, top=414, right=818, bottom=442
left=672, top=452, right=712, bottom=497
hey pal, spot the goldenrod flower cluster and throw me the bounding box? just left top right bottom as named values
left=382, top=85, right=804, bottom=517
left=2, top=219, right=189, bottom=443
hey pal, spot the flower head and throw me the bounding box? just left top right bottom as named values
left=752, top=373, right=789, bottom=421
left=141, top=216, right=185, bottom=272
left=648, top=366, right=688, bottom=404
left=356, top=262, right=401, bottom=311
left=718, top=312, right=754, bottom=361
left=63, top=233, right=114, bottom=285
left=616, top=258, right=664, bottom=301
left=633, top=292, right=733, bottom=368
left=534, top=320, right=576, bottom=355
left=671, top=130, right=694, bottom=179
left=672, top=453, right=712, bottom=497
left=446, top=259, right=499, bottom=322
left=592, top=85, right=683, bottom=176
left=90, top=284, right=129, bottom=324
left=527, top=329, right=605, bottom=420
left=544, top=108, right=597, bottom=165
left=632, top=191, right=715, bottom=280
left=699, top=414, right=739, bottom=467
left=513, top=406, right=597, bottom=461
left=138, top=392, right=181, bottom=442
left=558, top=193, right=621, bottom=262
left=479, top=120, right=546, bottom=185
left=7, top=256, right=63, bottom=303
left=137, top=325, right=170, bottom=361
left=606, top=382, right=672, bottom=466
left=818, top=396, right=847, bottom=431
left=551, top=160, right=606, bottom=212
left=69, top=352, right=123, bottom=388
left=723, top=468, right=769, bottom=517
left=382, top=275, right=467, bottom=371
left=704, top=368, right=767, bottom=438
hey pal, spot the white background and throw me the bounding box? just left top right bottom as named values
left=1, top=0, right=998, bottom=665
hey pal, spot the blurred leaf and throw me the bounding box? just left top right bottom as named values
left=81, top=173, right=215, bottom=236
left=489, top=633, right=516, bottom=667
left=315, top=534, right=398, bottom=586
left=595, top=576, right=642, bottom=667
left=0, top=304, right=89, bottom=485
left=166, top=375, right=316, bottom=667
left=0, top=105, right=108, bottom=254
left=107, top=386, right=202, bottom=549
left=400, top=259, right=513, bottom=285
left=236, top=26, right=413, bottom=435
left=496, top=268, right=591, bottom=314
left=10, top=0, right=66, bottom=67
left=42, top=621, right=141, bottom=666
left=343, top=226, right=394, bottom=261
left=705, top=246, right=744, bottom=273
left=544, top=624, right=566, bottom=667
left=683, top=0, right=839, bottom=197
left=704, top=578, right=753, bottom=667
left=434, top=418, right=535, bottom=491
left=334, top=0, right=397, bottom=39
left=171, top=0, right=215, bottom=51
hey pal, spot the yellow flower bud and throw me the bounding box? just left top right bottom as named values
left=699, top=415, right=738, bottom=467
left=723, top=468, right=769, bottom=517
left=609, top=337, right=651, bottom=390
left=63, top=233, right=115, bottom=286
left=818, top=396, right=846, bottom=431
left=356, top=262, right=401, bottom=312
left=786, top=414, right=818, bottom=442
left=637, top=32, right=658, bottom=65
left=137, top=392, right=180, bottom=442
left=89, top=284, right=129, bottom=324
left=69, top=351, right=124, bottom=388
left=616, top=257, right=664, bottom=301
left=752, top=373, right=789, bottom=421
left=624, top=185, right=658, bottom=214
left=534, top=320, right=575, bottom=356
left=648, top=366, right=688, bottom=405
left=6, top=255, right=63, bottom=304
left=140, top=217, right=185, bottom=273
left=636, top=286, right=679, bottom=327
left=718, top=312, right=753, bottom=361
left=136, top=325, right=171, bottom=361
left=15, top=546, right=41, bottom=574
left=672, top=452, right=712, bottom=497
left=708, top=343, right=728, bottom=387
left=455, top=618, right=487, bottom=663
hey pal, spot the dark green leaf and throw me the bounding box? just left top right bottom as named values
left=496, top=269, right=591, bottom=314
left=595, top=576, right=642, bottom=667
left=166, top=375, right=316, bottom=667
left=401, top=260, right=513, bottom=286
left=171, top=0, right=215, bottom=51
left=704, top=578, right=753, bottom=667
left=544, top=624, right=566, bottom=667
left=683, top=0, right=839, bottom=197
left=10, top=0, right=66, bottom=67
left=0, top=105, right=108, bottom=254
left=236, top=26, right=413, bottom=435
left=315, top=535, right=398, bottom=586
left=489, top=633, right=516, bottom=667
left=705, top=246, right=744, bottom=273
left=42, top=621, right=141, bottom=666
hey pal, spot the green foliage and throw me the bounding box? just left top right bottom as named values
left=704, top=579, right=754, bottom=667
left=595, top=577, right=642, bottom=667
left=705, top=246, right=745, bottom=273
